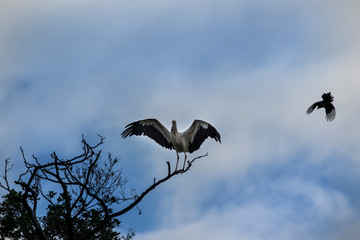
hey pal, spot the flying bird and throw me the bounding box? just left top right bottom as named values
left=121, top=119, right=221, bottom=170
left=306, top=92, right=336, bottom=121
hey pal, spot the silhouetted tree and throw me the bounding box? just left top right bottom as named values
left=0, top=135, right=206, bottom=240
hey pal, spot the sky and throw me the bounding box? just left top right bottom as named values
left=1, top=0, right=360, bottom=239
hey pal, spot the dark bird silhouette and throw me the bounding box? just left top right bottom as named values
left=306, top=92, right=336, bottom=121
left=121, top=119, right=221, bottom=170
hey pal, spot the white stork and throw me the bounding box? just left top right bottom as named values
left=121, top=119, right=221, bottom=170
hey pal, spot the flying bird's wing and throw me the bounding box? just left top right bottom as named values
left=306, top=102, right=320, bottom=114
left=121, top=119, right=173, bottom=149
left=325, top=103, right=336, bottom=121
left=183, top=120, right=221, bottom=153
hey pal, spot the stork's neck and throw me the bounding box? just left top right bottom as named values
left=171, top=120, right=178, bottom=135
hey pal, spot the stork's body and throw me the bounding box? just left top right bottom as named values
left=170, top=120, right=191, bottom=169
left=121, top=119, right=221, bottom=170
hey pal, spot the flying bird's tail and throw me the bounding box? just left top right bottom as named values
left=321, top=92, right=334, bottom=102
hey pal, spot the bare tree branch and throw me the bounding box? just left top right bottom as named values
left=0, top=158, right=13, bottom=191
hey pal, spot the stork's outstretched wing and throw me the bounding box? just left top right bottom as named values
left=121, top=119, right=173, bottom=149
left=183, top=120, right=221, bottom=153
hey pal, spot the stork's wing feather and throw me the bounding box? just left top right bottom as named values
left=121, top=119, right=173, bottom=149
left=183, top=120, right=221, bottom=153
left=306, top=102, right=320, bottom=114
left=325, top=103, right=336, bottom=121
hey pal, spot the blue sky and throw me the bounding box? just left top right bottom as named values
left=1, top=0, right=360, bottom=239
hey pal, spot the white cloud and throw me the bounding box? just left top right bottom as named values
left=136, top=179, right=353, bottom=240
left=126, top=47, right=360, bottom=238
left=1, top=0, right=360, bottom=239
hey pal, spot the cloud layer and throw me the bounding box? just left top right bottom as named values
left=1, top=0, right=360, bottom=239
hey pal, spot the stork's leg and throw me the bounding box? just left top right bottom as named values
left=175, top=151, right=179, bottom=171
left=182, top=152, right=187, bottom=170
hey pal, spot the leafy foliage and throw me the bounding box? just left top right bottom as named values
left=0, top=190, right=133, bottom=240
left=0, top=190, right=38, bottom=239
